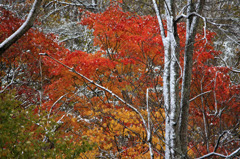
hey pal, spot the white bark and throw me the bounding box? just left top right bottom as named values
left=146, top=88, right=154, bottom=159
left=197, top=147, right=240, bottom=159
left=153, top=0, right=205, bottom=158
left=0, top=0, right=42, bottom=55
left=152, top=1, right=171, bottom=157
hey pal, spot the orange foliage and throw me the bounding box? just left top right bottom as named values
left=42, top=5, right=239, bottom=158
left=1, top=4, right=239, bottom=158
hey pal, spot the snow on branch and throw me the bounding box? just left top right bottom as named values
left=39, top=53, right=148, bottom=133
left=152, top=0, right=166, bottom=39
left=207, top=21, right=240, bottom=46
left=47, top=93, right=68, bottom=119
left=42, top=5, right=69, bottom=21
left=176, top=12, right=207, bottom=44
left=0, top=65, right=21, bottom=94
left=217, top=56, right=240, bottom=73
left=0, top=0, right=43, bottom=55
left=53, top=0, right=97, bottom=9
left=146, top=88, right=154, bottom=159
left=198, top=129, right=240, bottom=158
left=197, top=147, right=240, bottom=159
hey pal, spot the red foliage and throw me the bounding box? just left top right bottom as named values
left=0, top=8, right=67, bottom=106
left=1, top=5, right=239, bottom=158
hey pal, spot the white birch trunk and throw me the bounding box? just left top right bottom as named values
left=153, top=0, right=205, bottom=158
left=146, top=88, right=154, bottom=159
left=164, top=1, right=181, bottom=158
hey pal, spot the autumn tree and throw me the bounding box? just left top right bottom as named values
left=0, top=0, right=43, bottom=54
left=1, top=0, right=240, bottom=158
left=0, top=7, right=96, bottom=158
left=39, top=3, right=239, bottom=158
left=151, top=0, right=239, bottom=158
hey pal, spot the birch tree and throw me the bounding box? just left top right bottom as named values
left=152, top=0, right=205, bottom=158
left=1, top=0, right=239, bottom=158
left=152, top=0, right=239, bottom=158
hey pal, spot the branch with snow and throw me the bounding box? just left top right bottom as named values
left=152, top=0, right=166, bottom=39
left=42, top=5, right=69, bottom=21
left=197, top=147, right=240, bottom=159
left=207, top=21, right=240, bottom=46
left=39, top=52, right=148, bottom=135
left=217, top=56, right=240, bottom=73
left=176, top=12, right=208, bottom=44
left=197, top=124, right=240, bottom=159
left=176, top=10, right=240, bottom=46
left=0, top=0, right=43, bottom=55
left=146, top=88, right=154, bottom=159
left=47, top=93, right=68, bottom=119
left=53, top=0, right=97, bottom=9
left=0, top=65, right=21, bottom=94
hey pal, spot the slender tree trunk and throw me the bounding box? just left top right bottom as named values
left=163, top=37, right=171, bottom=158
left=153, top=0, right=205, bottom=158
left=163, top=1, right=181, bottom=158
left=179, top=0, right=205, bottom=157
left=153, top=0, right=181, bottom=157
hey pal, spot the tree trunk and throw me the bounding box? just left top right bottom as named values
left=153, top=0, right=205, bottom=158
left=163, top=1, right=181, bottom=158
left=179, top=0, right=205, bottom=157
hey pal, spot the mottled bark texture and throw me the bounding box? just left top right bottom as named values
left=153, top=0, right=205, bottom=158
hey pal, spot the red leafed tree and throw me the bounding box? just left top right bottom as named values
left=188, top=54, right=240, bottom=157
left=0, top=7, right=97, bottom=158
left=41, top=4, right=239, bottom=158
left=0, top=8, right=67, bottom=106
left=1, top=3, right=239, bottom=158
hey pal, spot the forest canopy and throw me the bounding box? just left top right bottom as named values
left=0, top=0, right=239, bottom=158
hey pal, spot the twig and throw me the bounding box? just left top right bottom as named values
left=197, top=147, right=240, bottom=159
left=0, top=65, right=21, bottom=94
left=39, top=52, right=148, bottom=134
left=189, top=90, right=212, bottom=102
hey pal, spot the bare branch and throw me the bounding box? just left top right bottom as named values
left=189, top=90, right=212, bottom=102
left=152, top=0, right=166, bottom=39
left=227, top=147, right=240, bottom=159
left=175, top=12, right=208, bottom=43
left=217, top=56, right=240, bottom=73
left=214, top=131, right=227, bottom=152
left=47, top=93, right=68, bottom=119
left=146, top=88, right=154, bottom=159
left=207, top=21, right=240, bottom=46
left=197, top=147, right=240, bottom=159
left=197, top=152, right=228, bottom=159
left=54, top=0, right=97, bottom=9
left=0, top=65, right=21, bottom=94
